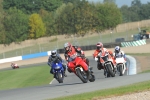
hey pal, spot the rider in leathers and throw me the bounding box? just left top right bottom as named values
left=113, top=46, right=127, bottom=69
left=64, top=42, right=92, bottom=78
left=93, top=42, right=116, bottom=75
left=113, top=46, right=126, bottom=60
left=47, top=50, right=67, bottom=77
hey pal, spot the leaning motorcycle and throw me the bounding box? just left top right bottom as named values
left=115, top=57, right=126, bottom=76
left=11, top=64, right=19, bottom=69
left=97, top=52, right=116, bottom=77
left=68, top=56, right=95, bottom=83
left=51, top=60, right=65, bottom=83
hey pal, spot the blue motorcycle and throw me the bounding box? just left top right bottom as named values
left=51, top=60, right=65, bottom=83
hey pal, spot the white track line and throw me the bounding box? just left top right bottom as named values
left=49, top=78, right=55, bottom=84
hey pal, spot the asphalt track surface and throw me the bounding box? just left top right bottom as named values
left=0, top=57, right=150, bottom=100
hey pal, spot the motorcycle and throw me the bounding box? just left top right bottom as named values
left=97, top=52, right=116, bottom=78
left=11, top=63, right=19, bottom=69
left=51, top=60, right=65, bottom=83
left=68, top=56, right=95, bottom=83
left=115, top=57, right=126, bottom=76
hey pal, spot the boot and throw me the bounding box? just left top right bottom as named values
left=89, top=66, right=93, bottom=73
left=67, top=68, right=72, bottom=73
left=50, top=69, right=54, bottom=74
left=104, top=70, right=106, bottom=76
left=64, top=71, right=67, bottom=77
left=86, top=70, right=91, bottom=80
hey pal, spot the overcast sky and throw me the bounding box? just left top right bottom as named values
left=88, top=0, right=150, bottom=7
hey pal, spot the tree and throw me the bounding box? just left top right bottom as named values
left=29, top=13, right=46, bottom=39
left=103, top=0, right=116, bottom=4
left=95, top=3, right=122, bottom=31
left=39, top=9, right=56, bottom=36
left=131, top=0, right=142, bottom=7
left=3, top=7, right=29, bottom=44
left=3, top=0, right=63, bottom=14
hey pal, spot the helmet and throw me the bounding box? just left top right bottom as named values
left=51, top=50, right=57, bottom=58
left=64, top=42, right=72, bottom=52
left=96, top=42, right=103, bottom=51
left=115, top=46, right=120, bottom=53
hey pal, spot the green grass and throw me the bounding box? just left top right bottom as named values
left=126, top=53, right=150, bottom=56
left=0, top=65, right=53, bottom=90
left=0, top=30, right=139, bottom=59
left=141, top=70, right=150, bottom=73
left=50, top=80, right=150, bottom=100
left=127, top=53, right=150, bottom=74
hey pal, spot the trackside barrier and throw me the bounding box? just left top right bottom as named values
left=126, top=55, right=136, bottom=75
left=121, top=39, right=146, bottom=47
left=0, top=43, right=137, bottom=75
left=0, top=42, right=122, bottom=64
left=0, top=51, right=51, bottom=64
left=22, top=52, right=48, bottom=60
left=0, top=56, right=22, bottom=64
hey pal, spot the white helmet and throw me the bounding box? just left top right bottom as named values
left=115, top=46, right=120, bottom=53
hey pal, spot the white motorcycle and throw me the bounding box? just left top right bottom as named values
left=115, top=57, right=126, bottom=76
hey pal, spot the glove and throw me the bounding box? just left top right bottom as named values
left=95, top=57, right=98, bottom=61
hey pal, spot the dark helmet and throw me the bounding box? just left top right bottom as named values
left=64, top=42, right=72, bottom=52
left=51, top=50, right=57, bottom=58
left=115, top=46, right=120, bottom=53
left=96, top=42, right=103, bottom=51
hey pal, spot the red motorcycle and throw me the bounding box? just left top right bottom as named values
left=11, top=63, right=19, bottom=69
left=67, top=56, right=95, bottom=83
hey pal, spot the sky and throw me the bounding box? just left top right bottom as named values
left=88, top=0, right=150, bottom=7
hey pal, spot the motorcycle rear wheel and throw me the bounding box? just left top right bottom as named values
left=89, top=74, right=95, bottom=82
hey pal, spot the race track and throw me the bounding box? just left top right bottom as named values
left=0, top=57, right=150, bottom=100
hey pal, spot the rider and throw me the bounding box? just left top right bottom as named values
left=113, top=46, right=126, bottom=60
left=47, top=50, right=67, bottom=77
left=93, top=42, right=116, bottom=75
left=64, top=42, right=92, bottom=75
left=11, top=62, right=18, bottom=68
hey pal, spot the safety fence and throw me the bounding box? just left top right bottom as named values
left=0, top=51, right=51, bottom=64
left=0, top=39, right=148, bottom=64
left=0, top=42, right=121, bottom=64
left=121, top=39, right=146, bottom=47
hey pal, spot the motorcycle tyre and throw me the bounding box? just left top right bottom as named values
left=119, top=64, right=123, bottom=76
left=56, top=72, right=64, bottom=83
left=106, top=64, right=115, bottom=77
left=76, top=68, right=88, bottom=83
left=89, top=74, right=95, bottom=82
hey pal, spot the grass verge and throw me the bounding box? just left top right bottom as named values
left=0, top=65, right=53, bottom=90
left=126, top=53, right=150, bottom=56
left=50, top=80, right=150, bottom=100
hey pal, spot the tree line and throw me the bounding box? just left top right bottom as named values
left=0, top=0, right=149, bottom=45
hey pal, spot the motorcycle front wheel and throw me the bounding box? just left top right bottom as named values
left=106, top=64, right=115, bottom=77
left=76, top=68, right=88, bottom=83
left=56, top=72, right=64, bottom=83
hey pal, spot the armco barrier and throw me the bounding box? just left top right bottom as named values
left=22, top=52, right=48, bottom=60
left=121, top=39, right=146, bottom=47
left=0, top=42, right=121, bottom=64
left=58, top=42, right=121, bottom=53
left=0, top=51, right=51, bottom=64
left=0, top=56, right=22, bottom=64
